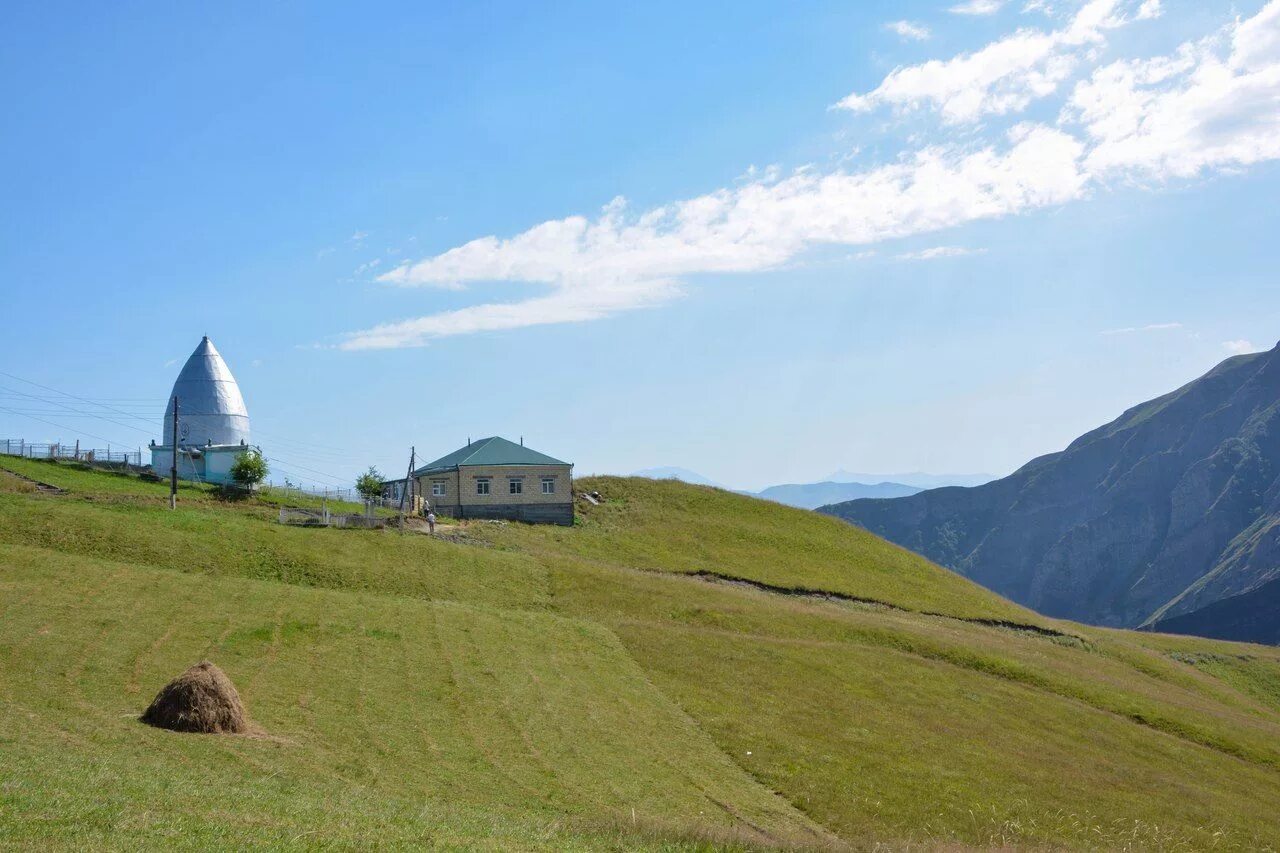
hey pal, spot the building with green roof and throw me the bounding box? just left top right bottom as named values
left=382, top=436, right=574, bottom=525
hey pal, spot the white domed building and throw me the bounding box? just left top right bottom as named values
left=150, top=336, right=258, bottom=485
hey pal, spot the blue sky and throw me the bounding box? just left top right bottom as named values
left=2, top=0, right=1278, bottom=491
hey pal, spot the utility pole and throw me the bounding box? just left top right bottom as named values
left=397, top=446, right=415, bottom=527
left=169, top=396, right=179, bottom=510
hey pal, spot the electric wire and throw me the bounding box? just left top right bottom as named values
left=0, top=369, right=373, bottom=489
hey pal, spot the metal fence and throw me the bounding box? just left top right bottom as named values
left=260, top=483, right=364, bottom=503
left=1, top=438, right=142, bottom=467
left=278, top=505, right=388, bottom=529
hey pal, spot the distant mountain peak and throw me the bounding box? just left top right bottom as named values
left=822, top=345, right=1280, bottom=644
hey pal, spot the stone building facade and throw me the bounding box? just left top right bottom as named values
left=383, top=436, right=573, bottom=526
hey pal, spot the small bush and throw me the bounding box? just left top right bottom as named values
left=356, top=466, right=384, bottom=501
left=229, top=449, right=268, bottom=489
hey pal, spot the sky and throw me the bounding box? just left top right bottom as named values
left=2, top=0, right=1279, bottom=492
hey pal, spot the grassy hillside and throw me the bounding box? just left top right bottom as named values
left=3, top=459, right=1280, bottom=849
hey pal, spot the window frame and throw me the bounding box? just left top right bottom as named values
left=431, top=481, right=446, bottom=497
left=475, top=478, right=491, bottom=496
left=541, top=477, right=556, bottom=495
left=508, top=477, right=523, bottom=495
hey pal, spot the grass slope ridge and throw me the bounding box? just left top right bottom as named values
left=821, top=341, right=1280, bottom=635
left=4, top=459, right=1280, bottom=848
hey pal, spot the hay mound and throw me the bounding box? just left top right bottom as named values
left=141, top=661, right=249, bottom=734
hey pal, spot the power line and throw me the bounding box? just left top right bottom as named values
left=0, top=384, right=155, bottom=437
left=0, top=370, right=164, bottom=428
left=0, top=404, right=139, bottom=448
left=0, top=369, right=360, bottom=486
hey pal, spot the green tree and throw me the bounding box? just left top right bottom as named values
left=229, top=449, right=268, bottom=489
left=356, top=466, right=384, bottom=501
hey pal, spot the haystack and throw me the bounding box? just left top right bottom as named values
left=141, top=661, right=249, bottom=734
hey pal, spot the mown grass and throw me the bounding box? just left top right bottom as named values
left=479, top=476, right=1038, bottom=624
left=0, top=545, right=823, bottom=849
left=0, top=455, right=379, bottom=515
left=0, top=491, right=547, bottom=610
left=3, top=460, right=1280, bottom=849
left=547, top=557, right=1280, bottom=848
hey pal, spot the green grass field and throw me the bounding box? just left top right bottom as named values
left=3, top=459, right=1280, bottom=849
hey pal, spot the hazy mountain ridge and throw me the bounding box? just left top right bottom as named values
left=754, top=480, right=922, bottom=509
left=827, top=470, right=997, bottom=489
left=821, top=342, right=1280, bottom=641
left=630, top=467, right=724, bottom=488
left=632, top=468, right=979, bottom=509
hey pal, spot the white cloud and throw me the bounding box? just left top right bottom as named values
left=1136, top=0, right=1162, bottom=21
left=951, top=0, right=1005, bottom=15
left=1222, top=339, right=1257, bottom=354
left=836, top=0, right=1149, bottom=124
left=886, top=20, right=931, bottom=41
left=1100, top=322, right=1182, bottom=335
left=896, top=246, right=987, bottom=260
left=337, top=3, right=1280, bottom=350
left=1065, top=0, right=1280, bottom=179
left=341, top=126, right=1086, bottom=349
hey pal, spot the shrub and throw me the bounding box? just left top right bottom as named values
left=229, top=449, right=268, bottom=489
left=356, top=466, right=384, bottom=501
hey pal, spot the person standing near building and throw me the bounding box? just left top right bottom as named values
left=426, top=509, right=436, bottom=534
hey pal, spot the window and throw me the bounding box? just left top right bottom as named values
left=432, top=482, right=445, bottom=497
left=509, top=478, right=523, bottom=495
left=541, top=477, right=555, bottom=495
left=476, top=478, right=490, bottom=495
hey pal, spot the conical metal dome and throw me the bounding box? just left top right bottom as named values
left=163, top=337, right=250, bottom=447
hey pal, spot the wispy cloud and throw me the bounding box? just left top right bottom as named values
left=338, top=1, right=1280, bottom=350
left=1065, top=0, right=1280, bottom=179
left=886, top=20, right=931, bottom=41
left=1222, top=339, right=1256, bottom=354
left=1100, top=322, right=1183, bottom=335
left=836, top=0, right=1148, bottom=124
left=896, top=246, right=987, bottom=260
left=342, top=126, right=1086, bottom=349
left=950, top=0, right=1006, bottom=15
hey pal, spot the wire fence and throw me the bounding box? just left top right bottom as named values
left=1, top=438, right=142, bottom=467
left=259, top=482, right=370, bottom=503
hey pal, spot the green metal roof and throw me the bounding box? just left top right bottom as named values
left=413, top=436, right=570, bottom=476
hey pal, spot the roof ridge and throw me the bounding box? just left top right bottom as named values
left=456, top=436, right=498, bottom=465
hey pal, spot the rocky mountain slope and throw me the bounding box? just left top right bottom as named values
left=1151, top=574, right=1280, bottom=644
left=822, top=342, right=1280, bottom=638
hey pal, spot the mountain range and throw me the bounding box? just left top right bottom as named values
left=826, top=470, right=997, bottom=489
left=630, top=467, right=724, bottom=488
left=632, top=467, right=989, bottom=509
left=821, top=342, right=1280, bottom=644
left=753, top=480, right=922, bottom=509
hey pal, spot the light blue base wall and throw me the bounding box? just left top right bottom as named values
left=149, top=445, right=254, bottom=486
